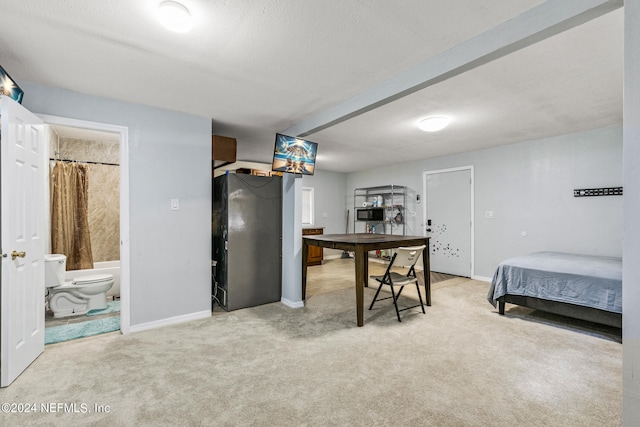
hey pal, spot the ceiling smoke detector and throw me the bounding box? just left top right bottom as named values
left=158, top=1, right=193, bottom=33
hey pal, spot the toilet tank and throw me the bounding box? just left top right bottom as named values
left=44, top=254, right=67, bottom=287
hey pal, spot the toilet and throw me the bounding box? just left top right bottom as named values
left=44, top=254, right=114, bottom=318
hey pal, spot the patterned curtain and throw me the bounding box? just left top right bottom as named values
left=50, top=161, right=94, bottom=270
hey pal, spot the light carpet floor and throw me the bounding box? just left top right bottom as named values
left=0, top=260, right=622, bottom=426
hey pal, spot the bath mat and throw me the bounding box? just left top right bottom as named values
left=87, top=300, right=120, bottom=316
left=45, top=316, right=120, bottom=345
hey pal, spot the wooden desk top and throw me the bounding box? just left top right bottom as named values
left=303, top=233, right=429, bottom=251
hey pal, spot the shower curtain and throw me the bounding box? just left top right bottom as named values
left=50, top=161, right=94, bottom=270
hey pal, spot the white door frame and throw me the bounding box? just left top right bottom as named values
left=37, top=114, right=131, bottom=334
left=422, top=165, right=475, bottom=278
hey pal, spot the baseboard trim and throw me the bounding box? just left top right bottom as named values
left=281, top=298, right=304, bottom=308
left=472, top=275, right=492, bottom=282
left=128, top=310, right=211, bottom=334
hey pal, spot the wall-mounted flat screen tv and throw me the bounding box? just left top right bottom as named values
left=0, top=65, right=24, bottom=104
left=272, top=133, right=318, bottom=175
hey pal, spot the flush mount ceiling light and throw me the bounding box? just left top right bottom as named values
left=418, top=116, right=451, bottom=132
left=158, top=1, right=193, bottom=33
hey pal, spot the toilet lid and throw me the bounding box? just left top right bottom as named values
left=72, top=274, right=113, bottom=285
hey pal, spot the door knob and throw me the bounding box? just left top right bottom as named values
left=11, top=250, right=26, bottom=260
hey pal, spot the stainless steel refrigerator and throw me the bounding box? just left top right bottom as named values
left=212, top=173, right=282, bottom=311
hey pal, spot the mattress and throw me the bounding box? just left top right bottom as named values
left=487, top=251, right=622, bottom=313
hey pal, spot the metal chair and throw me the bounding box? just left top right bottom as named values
left=369, top=245, right=426, bottom=322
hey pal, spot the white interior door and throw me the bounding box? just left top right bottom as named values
left=423, top=167, right=473, bottom=277
left=1, top=96, right=45, bottom=387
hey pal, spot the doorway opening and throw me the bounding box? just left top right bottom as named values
left=38, top=114, right=130, bottom=342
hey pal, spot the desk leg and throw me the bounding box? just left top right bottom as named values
left=302, top=241, right=308, bottom=301
left=422, top=242, right=431, bottom=306
left=363, top=251, right=369, bottom=288
left=354, top=246, right=366, bottom=327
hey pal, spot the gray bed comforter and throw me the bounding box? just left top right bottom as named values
left=487, top=251, right=622, bottom=313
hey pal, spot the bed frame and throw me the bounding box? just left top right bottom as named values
left=498, top=295, right=622, bottom=328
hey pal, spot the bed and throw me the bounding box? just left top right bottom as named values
left=487, top=252, right=622, bottom=328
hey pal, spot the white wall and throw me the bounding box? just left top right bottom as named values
left=281, top=174, right=303, bottom=307
left=302, top=170, right=347, bottom=258
left=20, top=81, right=212, bottom=328
left=346, top=125, right=622, bottom=278
left=624, top=0, right=640, bottom=424
left=302, top=170, right=347, bottom=233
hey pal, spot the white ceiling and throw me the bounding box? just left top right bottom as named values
left=0, top=1, right=623, bottom=173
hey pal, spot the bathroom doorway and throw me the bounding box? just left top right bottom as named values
left=38, top=114, right=130, bottom=343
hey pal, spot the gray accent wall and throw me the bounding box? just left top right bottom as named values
left=20, top=80, right=212, bottom=327
left=346, top=126, right=622, bottom=278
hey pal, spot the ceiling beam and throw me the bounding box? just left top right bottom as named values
left=283, top=0, right=623, bottom=138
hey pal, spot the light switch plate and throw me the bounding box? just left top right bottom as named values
left=171, top=199, right=180, bottom=210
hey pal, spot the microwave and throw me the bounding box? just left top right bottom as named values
left=356, top=207, right=384, bottom=221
